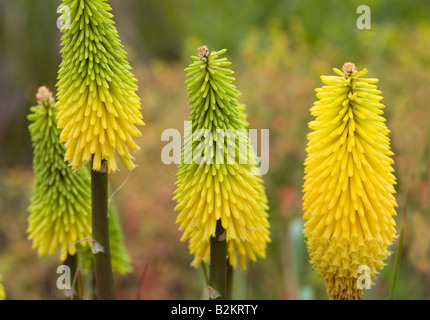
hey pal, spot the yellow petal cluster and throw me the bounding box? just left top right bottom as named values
left=185, top=165, right=270, bottom=269
left=303, top=64, right=397, bottom=299
left=56, top=0, right=144, bottom=173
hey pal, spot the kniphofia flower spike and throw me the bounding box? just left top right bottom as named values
left=56, top=0, right=144, bottom=173
left=174, top=47, right=270, bottom=270
left=303, top=63, right=397, bottom=299
left=28, top=87, right=92, bottom=261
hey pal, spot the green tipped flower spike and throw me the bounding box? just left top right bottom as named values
left=56, top=0, right=144, bottom=173
left=28, top=86, right=92, bottom=261
left=174, top=46, right=271, bottom=271
left=28, top=87, right=132, bottom=273
left=0, top=274, right=5, bottom=300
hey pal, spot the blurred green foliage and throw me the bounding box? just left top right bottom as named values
left=1, top=0, right=430, bottom=299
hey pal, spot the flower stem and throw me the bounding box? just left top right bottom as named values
left=91, top=159, right=115, bottom=300
left=64, top=254, right=82, bottom=300
left=226, top=263, right=233, bottom=300
left=209, top=220, right=229, bottom=300
left=390, top=205, right=407, bottom=300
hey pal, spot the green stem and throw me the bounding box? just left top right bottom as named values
left=201, top=263, right=209, bottom=285
left=209, top=220, right=229, bottom=300
left=64, top=254, right=81, bottom=300
left=88, top=267, right=97, bottom=301
left=390, top=206, right=407, bottom=300
left=91, top=159, right=115, bottom=300
left=226, top=263, right=233, bottom=300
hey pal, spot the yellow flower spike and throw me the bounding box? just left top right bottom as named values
left=56, top=0, right=144, bottom=173
left=28, top=87, right=132, bottom=274
left=175, top=47, right=270, bottom=269
left=28, top=87, right=92, bottom=261
left=303, top=63, right=397, bottom=300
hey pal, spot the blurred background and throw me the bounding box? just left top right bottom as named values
left=1, top=0, right=430, bottom=299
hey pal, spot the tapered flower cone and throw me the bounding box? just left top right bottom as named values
left=303, top=63, right=397, bottom=300
left=0, top=274, right=5, bottom=300
left=28, top=87, right=92, bottom=261
left=56, top=0, right=144, bottom=173
left=28, top=87, right=133, bottom=272
left=174, top=47, right=270, bottom=269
